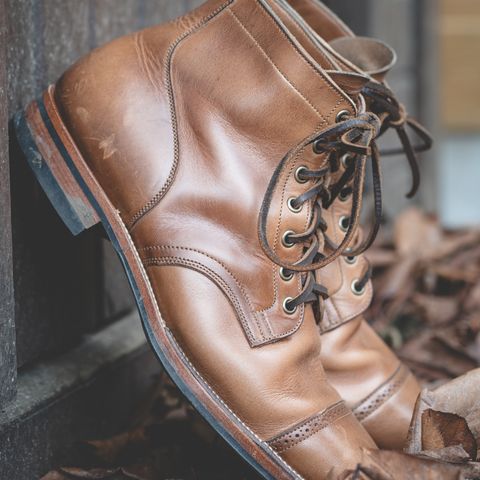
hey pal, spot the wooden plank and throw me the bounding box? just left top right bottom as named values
left=440, top=2, right=480, bottom=130
left=0, top=0, right=17, bottom=403
left=441, top=0, right=480, bottom=16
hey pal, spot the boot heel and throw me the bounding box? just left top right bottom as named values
left=14, top=89, right=100, bottom=236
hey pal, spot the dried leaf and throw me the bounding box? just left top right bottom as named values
left=407, top=369, right=480, bottom=463
left=465, top=283, right=480, bottom=312
left=365, top=247, right=399, bottom=268
left=341, top=449, right=466, bottom=480
left=412, top=293, right=459, bottom=326
left=41, top=472, right=70, bottom=480
left=419, top=445, right=471, bottom=464
left=421, top=410, right=477, bottom=460
left=393, top=208, right=442, bottom=259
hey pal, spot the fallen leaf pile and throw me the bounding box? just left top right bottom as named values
left=366, top=207, right=480, bottom=384
left=42, top=208, right=480, bottom=479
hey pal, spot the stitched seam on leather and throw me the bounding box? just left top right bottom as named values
left=144, top=256, right=260, bottom=343
left=319, top=203, right=372, bottom=333
left=141, top=246, right=302, bottom=334
left=118, top=216, right=303, bottom=480
left=353, top=364, right=409, bottom=422
left=275, top=2, right=336, bottom=71
left=267, top=401, right=350, bottom=453
left=144, top=254, right=303, bottom=343
left=228, top=9, right=323, bottom=120
left=253, top=0, right=353, bottom=117
left=258, top=148, right=304, bottom=315
left=320, top=281, right=373, bottom=333
left=331, top=281, right=372, bottom=327
left=128, top=1, right=234, bottom=229
left=139, top=244, right=260, bottom=319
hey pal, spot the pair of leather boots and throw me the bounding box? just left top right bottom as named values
left=16, top=1, right=433, bottom=478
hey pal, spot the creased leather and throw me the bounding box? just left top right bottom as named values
left=52, top=0, right=377, bottom=477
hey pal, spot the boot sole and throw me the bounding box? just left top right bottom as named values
left=14, top=85, right=300, bottom=480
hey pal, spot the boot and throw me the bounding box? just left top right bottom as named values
left=277, top=0, right=433, bottom=450
left=14, top=1, right=382, bottom=478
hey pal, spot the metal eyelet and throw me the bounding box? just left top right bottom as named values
left=280, top=267, right=294, bottom=282
left=351, top=279, right=366, bottom=296
left=282, top=230, right=296, bottom=248
left=341, top=153, right=354, bottom=169
left=312, top=139, right=325, bottom=154
left=336, top=109, right=351, bottom=123
left=295, top=166, right=308, bottom=184
left=283, top=297, right=297, bottom=315
left=339, top=216, right=350, bottom=232
left=345, top=256, right=357, bottom=265
left=287, top=197, right=303, bottom=214
left=339, top=188, right=351, bottom=202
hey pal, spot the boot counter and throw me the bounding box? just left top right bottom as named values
left=52, top=29, right=179, bottom=227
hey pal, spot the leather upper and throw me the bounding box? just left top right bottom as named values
left=53, top=0, right=377, bottom=477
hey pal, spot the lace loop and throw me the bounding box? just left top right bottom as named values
left=362, top=81, right=433, bottom=198
left=260, top=113, right=382, bottom=272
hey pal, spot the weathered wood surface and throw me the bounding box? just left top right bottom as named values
left=4, top=0, right=202, bottom=370
left=0, top=0, right=17, bottom=404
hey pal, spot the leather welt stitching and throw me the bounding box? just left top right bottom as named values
left=353, top=364, right=409, bottom=422
left=144, top=255, right=261, bottom=344
left=139, top=244, right=258, bottom=319
left=128, top=0, right=235, bottom=229
left=119, top=218, right=303, bottom=480
left=254, top=0, right=354, bottom=117
left=321, top=281, right=373, bottom=333
left=267, top=401, right=350, bottom=453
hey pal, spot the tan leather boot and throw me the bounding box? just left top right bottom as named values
left=278, top=0, right=433, bottom=450
left=14, top=1, right=382, bottom=478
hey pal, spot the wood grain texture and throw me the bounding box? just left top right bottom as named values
left=0, top=0, right=17, bottom=403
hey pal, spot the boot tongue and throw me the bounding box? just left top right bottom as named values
left=326, top=71, right=370, bottom=98
left=329, top=37, right=397, bottom=82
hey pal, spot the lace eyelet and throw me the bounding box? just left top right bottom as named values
left=287, top=197, right=303, bottom=213
left=336, top=109, right=351, bottom=123
left=312, top=139, right=325, bottom=154
left=339, top=216, right=350, bottom=232
left=345, top=256, right=357, bottom=265
left=341, top=153, right=354, bottom=169
left=295, top=166, right=309, bottom=184
left=282, top=230, right=296, bottom=248
left=339, top=188, right=351, bottom=202
left=351, top=279, right=366, bottom=296
left=283, top=297, right=297, bottom=315
left=280, top=267, right=294, bottom=282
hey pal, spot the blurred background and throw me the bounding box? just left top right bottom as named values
left=338, top=0, right=480, bottom=229
left=0, top=1, right=479, bottom=478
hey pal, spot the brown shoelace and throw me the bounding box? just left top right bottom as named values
left=326, top=83, right=434, bottom=299
left=259, top=112, right=383, bottom=314
left=362, top=80, right=433, bottom=198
